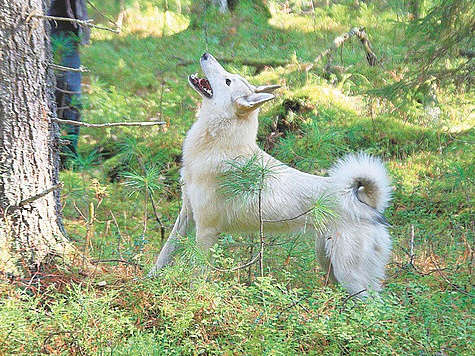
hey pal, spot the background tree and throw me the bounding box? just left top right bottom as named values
left=372, top=0, right=474, bottom=111
left=408, top=0, right=423, bottom=19
left=49, top=0, right=90, bottom=164
left=0, top=0, right=73, bottom=276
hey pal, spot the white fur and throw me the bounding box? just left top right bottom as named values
left=150, top=54, right=392, bottom=296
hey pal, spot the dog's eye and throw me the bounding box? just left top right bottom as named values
left=225, top=78, right=231, bottom=86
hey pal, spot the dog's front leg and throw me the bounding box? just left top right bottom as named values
left=148, top=195, right=194, bottom=276
left=196, top=226, right=219, bottom=256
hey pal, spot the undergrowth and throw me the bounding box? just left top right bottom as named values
left=0, top=0, right=473, bottom=354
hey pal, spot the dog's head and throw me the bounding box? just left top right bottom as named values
left=188, top=53, right=280, bottom=119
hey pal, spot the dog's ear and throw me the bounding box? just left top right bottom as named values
left=254, top=84, right=281, bottom=93
left=234, top=93, right=275, bottom=114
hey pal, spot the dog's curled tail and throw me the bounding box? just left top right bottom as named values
left=329, top=153, right=392, bottom=223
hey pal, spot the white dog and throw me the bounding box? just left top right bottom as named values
left=150, top=53, right=392, bottom=296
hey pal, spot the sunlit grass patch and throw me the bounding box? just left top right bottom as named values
left=119, top=2, right=190, bottom=38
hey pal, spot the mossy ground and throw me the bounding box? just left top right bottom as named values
left=1, top=1, right=473, bottom=354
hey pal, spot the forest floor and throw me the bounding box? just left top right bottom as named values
left=1, top=1, right=473, bottom=354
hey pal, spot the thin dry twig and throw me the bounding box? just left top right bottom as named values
left=339, top=289, right=366, bottom=313
left=258, top=187, right=265, bottom=277
left=428, top=245, right=473, bottom=297
left=263, top=206, right=315, bottom=223
left=30, top=13, right=119, bottom=33
left=50, top=63, right=89, bottom=73
left=148, top=189, right=166, bottom=241
left=410, top=224, right=415, bottom=265
left=307, top=26, right=377, bottom=71
left=324, top=260, right=332, bottom=286
left=109, top=210, right=123, bottom=258
left=174, top=56, right=290, bottom=70
left=207, top=252, right=261, bottom=273
left=91, top=259, right=143, bottom=268
left=56, top=87, right=81, bottom=94
left=6, top=183, right=63, bottom=214
left=275, top=289, right=311, bottom=319
left=86, top=0, right=118, bottom=26
left=51, top=118, right=166, bottom=128
left=17, top=183, right=63, bottom=207
left=41, top=331, right=85, bottom=355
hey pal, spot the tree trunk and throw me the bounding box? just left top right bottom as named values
left=409, top=0, right=422, bottom=19
left=0, top=0, right=73, bottom=276
left=212, top=0, right=228, bottom=13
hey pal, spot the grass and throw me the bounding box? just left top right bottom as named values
left=1, top=0, right=473, bottom=354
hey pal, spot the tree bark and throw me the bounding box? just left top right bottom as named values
left=409, top=0, right=422, bottom=19
left=212, top=0, right=228, bottom=13
left=0, top=0, right=73, bottom=276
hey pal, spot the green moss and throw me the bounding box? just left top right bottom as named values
left=2, top=0, right=473, bottom=354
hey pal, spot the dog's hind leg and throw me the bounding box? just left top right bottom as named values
left=148, top=194, right=194, bottom=276
left=325, top=223, right=391, bottom=297
left=315, top=235, right=337, bottom=284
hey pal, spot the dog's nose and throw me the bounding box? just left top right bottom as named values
left=201, top=52, right=209, bottom=60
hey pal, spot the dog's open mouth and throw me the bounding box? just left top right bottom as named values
left=189, top=73, right=213, bottom=98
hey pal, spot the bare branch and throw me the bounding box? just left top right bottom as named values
left=410, top=224, right=415, bottom=266
left=109, top=210, right=123, bottom=258
left=86, top=0, right=118, bottom=27
left=5, top=183, right=63, bottom=215
left=91, top=259, right=143, bottom=268
left=207, top=252, right=261, bottom=273
left=50, top=64, right=89, bottom=73
left=56, top=87, right=81, bottom=94
left=263, top=206, right=315, bottom=223
left=428, top=245, right=473, bottom=297
left=51, top=118, right=166, bottom=128
left=148, top=189, right=166, bottom=241
left=30, top=13, right=119, bottom=33
left=174, top=56, right=290, bottom=70
left=339, top=289, right=367, bottom=313
left=258, top=187, right=264, bottom=277
left=459, top=49, right=475, bottom=59
left=307, top=26, right=378, bottom=71
left=18, top=183, right=63, bottom=207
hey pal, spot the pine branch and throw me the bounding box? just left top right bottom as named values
left=51, top=118, right=166, bottom=128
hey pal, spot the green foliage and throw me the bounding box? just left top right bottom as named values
left=2, top=0, right=473, bottom=354
left=122, top=163, right=163, bottom=196
left=67, top=149, right=100, bottom=171
left=369, top=0, right=474, bottom=113
left=218, top=154, right=279, bottom=200
left=1, top=267, right=473, bottom=354
left=312, top=194, right=339, bottom=233
left=51, top=32, right=78, bottom=63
